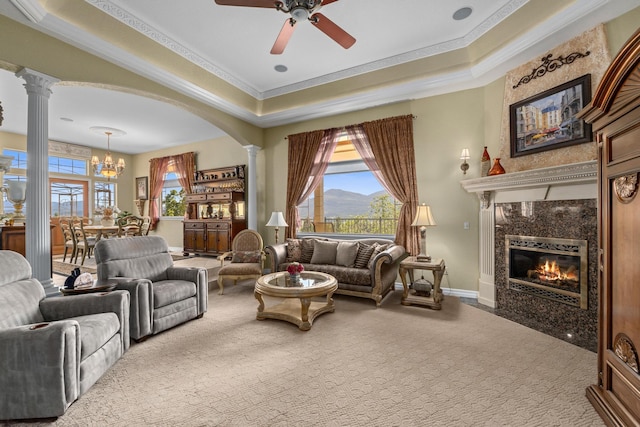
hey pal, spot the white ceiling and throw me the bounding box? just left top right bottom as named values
left=0, top=0, right=638, bottom=154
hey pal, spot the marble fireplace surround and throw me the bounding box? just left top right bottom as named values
left=460, top=160, right=597, bottom=308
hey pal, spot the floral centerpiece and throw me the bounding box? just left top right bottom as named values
left=100, top=205, right=120, bottom=226
left=287, top=262, right=304, bottom=281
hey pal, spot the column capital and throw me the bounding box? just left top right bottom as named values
left=244, top=145, right=261, bottom=156
left=16, top=68, right=59, bottom=98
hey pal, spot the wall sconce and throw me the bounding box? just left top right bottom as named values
left=460, top=148, right=470, bottom=175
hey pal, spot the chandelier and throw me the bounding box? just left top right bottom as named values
left=91, top=131, right=125, bottom=179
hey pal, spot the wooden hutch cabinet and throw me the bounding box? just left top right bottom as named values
left=183, top=165, right=247, bottom=256
left=579, top=29, right=640, bottom=426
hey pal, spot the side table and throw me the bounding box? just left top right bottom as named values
left=399, top=257, right=446, bottom=309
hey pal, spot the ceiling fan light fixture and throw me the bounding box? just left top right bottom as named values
left=290, top=6, right=309, bottom=22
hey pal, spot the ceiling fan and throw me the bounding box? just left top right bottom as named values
left=214, top=0, right=356, bottom=54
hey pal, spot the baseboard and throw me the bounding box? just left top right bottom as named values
left=393, top=282, right=479, bottom=300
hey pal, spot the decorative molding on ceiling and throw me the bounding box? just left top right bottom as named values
left=49, top=140, right=92, bottom=158
left=84, top=0, right=261, bottom=99
left=86, top=0, right=528, bottom=100
left=7, top=0, right=638, bottom=129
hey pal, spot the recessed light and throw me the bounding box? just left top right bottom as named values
left=274, top=64, right=288, bottom=73
left=453, top=7, right=472, bottom=21
left=60, top=117, right=73, bottom=122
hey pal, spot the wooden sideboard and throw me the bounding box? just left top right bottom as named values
left=0, top=225, right=28, bottom=255
left=183, top=165, right=247, bottom=256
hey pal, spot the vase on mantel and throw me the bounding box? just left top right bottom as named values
left=481, top=146, right=491, bottom=177
left=488, top=158, right=506, bottom=176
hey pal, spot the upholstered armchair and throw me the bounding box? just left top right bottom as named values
left=0, top=250, right=130, bottom=421
left=217, top=229, right=265, bottom=295
left=94, top=235, right=208, bottom=341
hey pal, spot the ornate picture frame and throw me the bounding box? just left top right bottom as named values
left=510, top=74, right=592, bottom=158
left=135, top=176, right=148, bottom=200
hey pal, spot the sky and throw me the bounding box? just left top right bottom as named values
left=324, top=170, right=383, bottom=195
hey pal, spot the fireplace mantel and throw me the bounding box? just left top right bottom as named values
left=461, top=160, right=597, bottom=208
left=460, top=160, right=597, bottom=307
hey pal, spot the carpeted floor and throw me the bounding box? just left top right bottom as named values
left=4, top=283, right=604, bottom=426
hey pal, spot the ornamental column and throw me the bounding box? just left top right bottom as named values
left=16, top=68, right=59, bottom=296
left=244, top=145, right=260, bottom=230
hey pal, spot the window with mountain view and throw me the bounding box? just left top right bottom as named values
left=297, top=139, right=400, bottom=236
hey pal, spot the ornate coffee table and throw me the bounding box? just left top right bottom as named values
left=254, top=271, right=337, bottom=331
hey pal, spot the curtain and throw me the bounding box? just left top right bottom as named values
left=358, top=115, right=420, bottom=255
left=285, top=128, right=340, bottom=238
left=172, top=152, right=196, bottom=202
left=148, top=156, right=170, bottom=231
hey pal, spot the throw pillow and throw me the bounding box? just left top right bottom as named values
left=336, top=241, right=359, bottom=267
left=300, top=238, right=316, bottom=263
left=286, top=238, right=302, bottom=262
left=232, top=250, right=262, bottom=263
left=367, top=243, right=383, bottom=269
left=310, top=240, right=338, bottom=265
left=354, top=243, right=375, bottom=269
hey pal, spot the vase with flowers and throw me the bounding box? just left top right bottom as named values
left=287, top=262, right=304, bottom=283
left=100, top=206, right=120, bottom=227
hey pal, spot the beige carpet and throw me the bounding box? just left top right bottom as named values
left=6, top=285, right=603, bottom=427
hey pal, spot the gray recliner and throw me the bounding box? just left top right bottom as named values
left=0, top=250, right=130, bottom=421
left=94, top=235, right=208, bottom=341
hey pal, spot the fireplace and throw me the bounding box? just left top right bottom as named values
left=506, top=235, right=587, bottom=309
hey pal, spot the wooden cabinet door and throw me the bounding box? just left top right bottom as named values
left=184, top=223, right=205, bottom=254
left=216, top=228, right=230, bottom=253
left=205, top=222, right=230, bottom=254
left=598, top=131, right=640, bottom=424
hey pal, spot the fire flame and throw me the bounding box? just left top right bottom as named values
left=535, top=259, right=578, bottom=282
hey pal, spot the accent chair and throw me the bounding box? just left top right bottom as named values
left=94, top=235, right=208, bottom=341
left=0, top=250, right=130, bottom=420
left=217, top=229, right=264, bottom=295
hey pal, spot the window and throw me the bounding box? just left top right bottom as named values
left=2, top=149, right=27, bottom=169
left=49, top=155, right=87, bottom=175
left=95, top=182, right=115, bottom=214
left=50, top=179, right=88, bottom=217
left=298, top=139, right=399, bottom=235
left=161, top=171, right=185, bottom=217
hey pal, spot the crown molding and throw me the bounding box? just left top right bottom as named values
left=8, top=0, right=639, bottom=129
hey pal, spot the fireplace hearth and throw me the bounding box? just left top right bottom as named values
left=506, top=235, right=587, bottom=309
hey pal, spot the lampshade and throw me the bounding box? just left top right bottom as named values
left=266, top=211, right=288, bottom=227
left=460, top=148, right=470, bottom=160
left=411, top=204, right=437, bottom=227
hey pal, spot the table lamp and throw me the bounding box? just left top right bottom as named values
left=266, top=211, right=288, bottom=244
left=411, top=203, right=436, bottom=262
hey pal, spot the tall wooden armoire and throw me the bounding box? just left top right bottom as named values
left=580, top=28, right=640, bottom=426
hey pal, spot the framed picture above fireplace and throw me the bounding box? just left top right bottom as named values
left=510, top=74, right=592, bottom=158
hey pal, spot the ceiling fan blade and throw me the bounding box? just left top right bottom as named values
left=321, top=0, right=340, bottom=5
left=214, top=0, right=278, bottom=8
left=270, top=19, right=296, bottom=54
left=310, top=13, right=355, bottom=49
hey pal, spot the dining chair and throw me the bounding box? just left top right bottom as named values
left=117, top=215, right=144, bottom=237
left=140, top=216, right=151, bottom=236
left=59, top=218, right=77, bottom=263
left=71, top=220, right=96, bottom=265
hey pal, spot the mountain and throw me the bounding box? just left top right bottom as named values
left=298, top=189, right=389, bottom=218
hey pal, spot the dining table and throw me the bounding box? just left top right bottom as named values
left=83, top=225, right=119, bottom=241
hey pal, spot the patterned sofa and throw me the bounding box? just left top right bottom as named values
left=266, top=237, right=406, bottom=306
